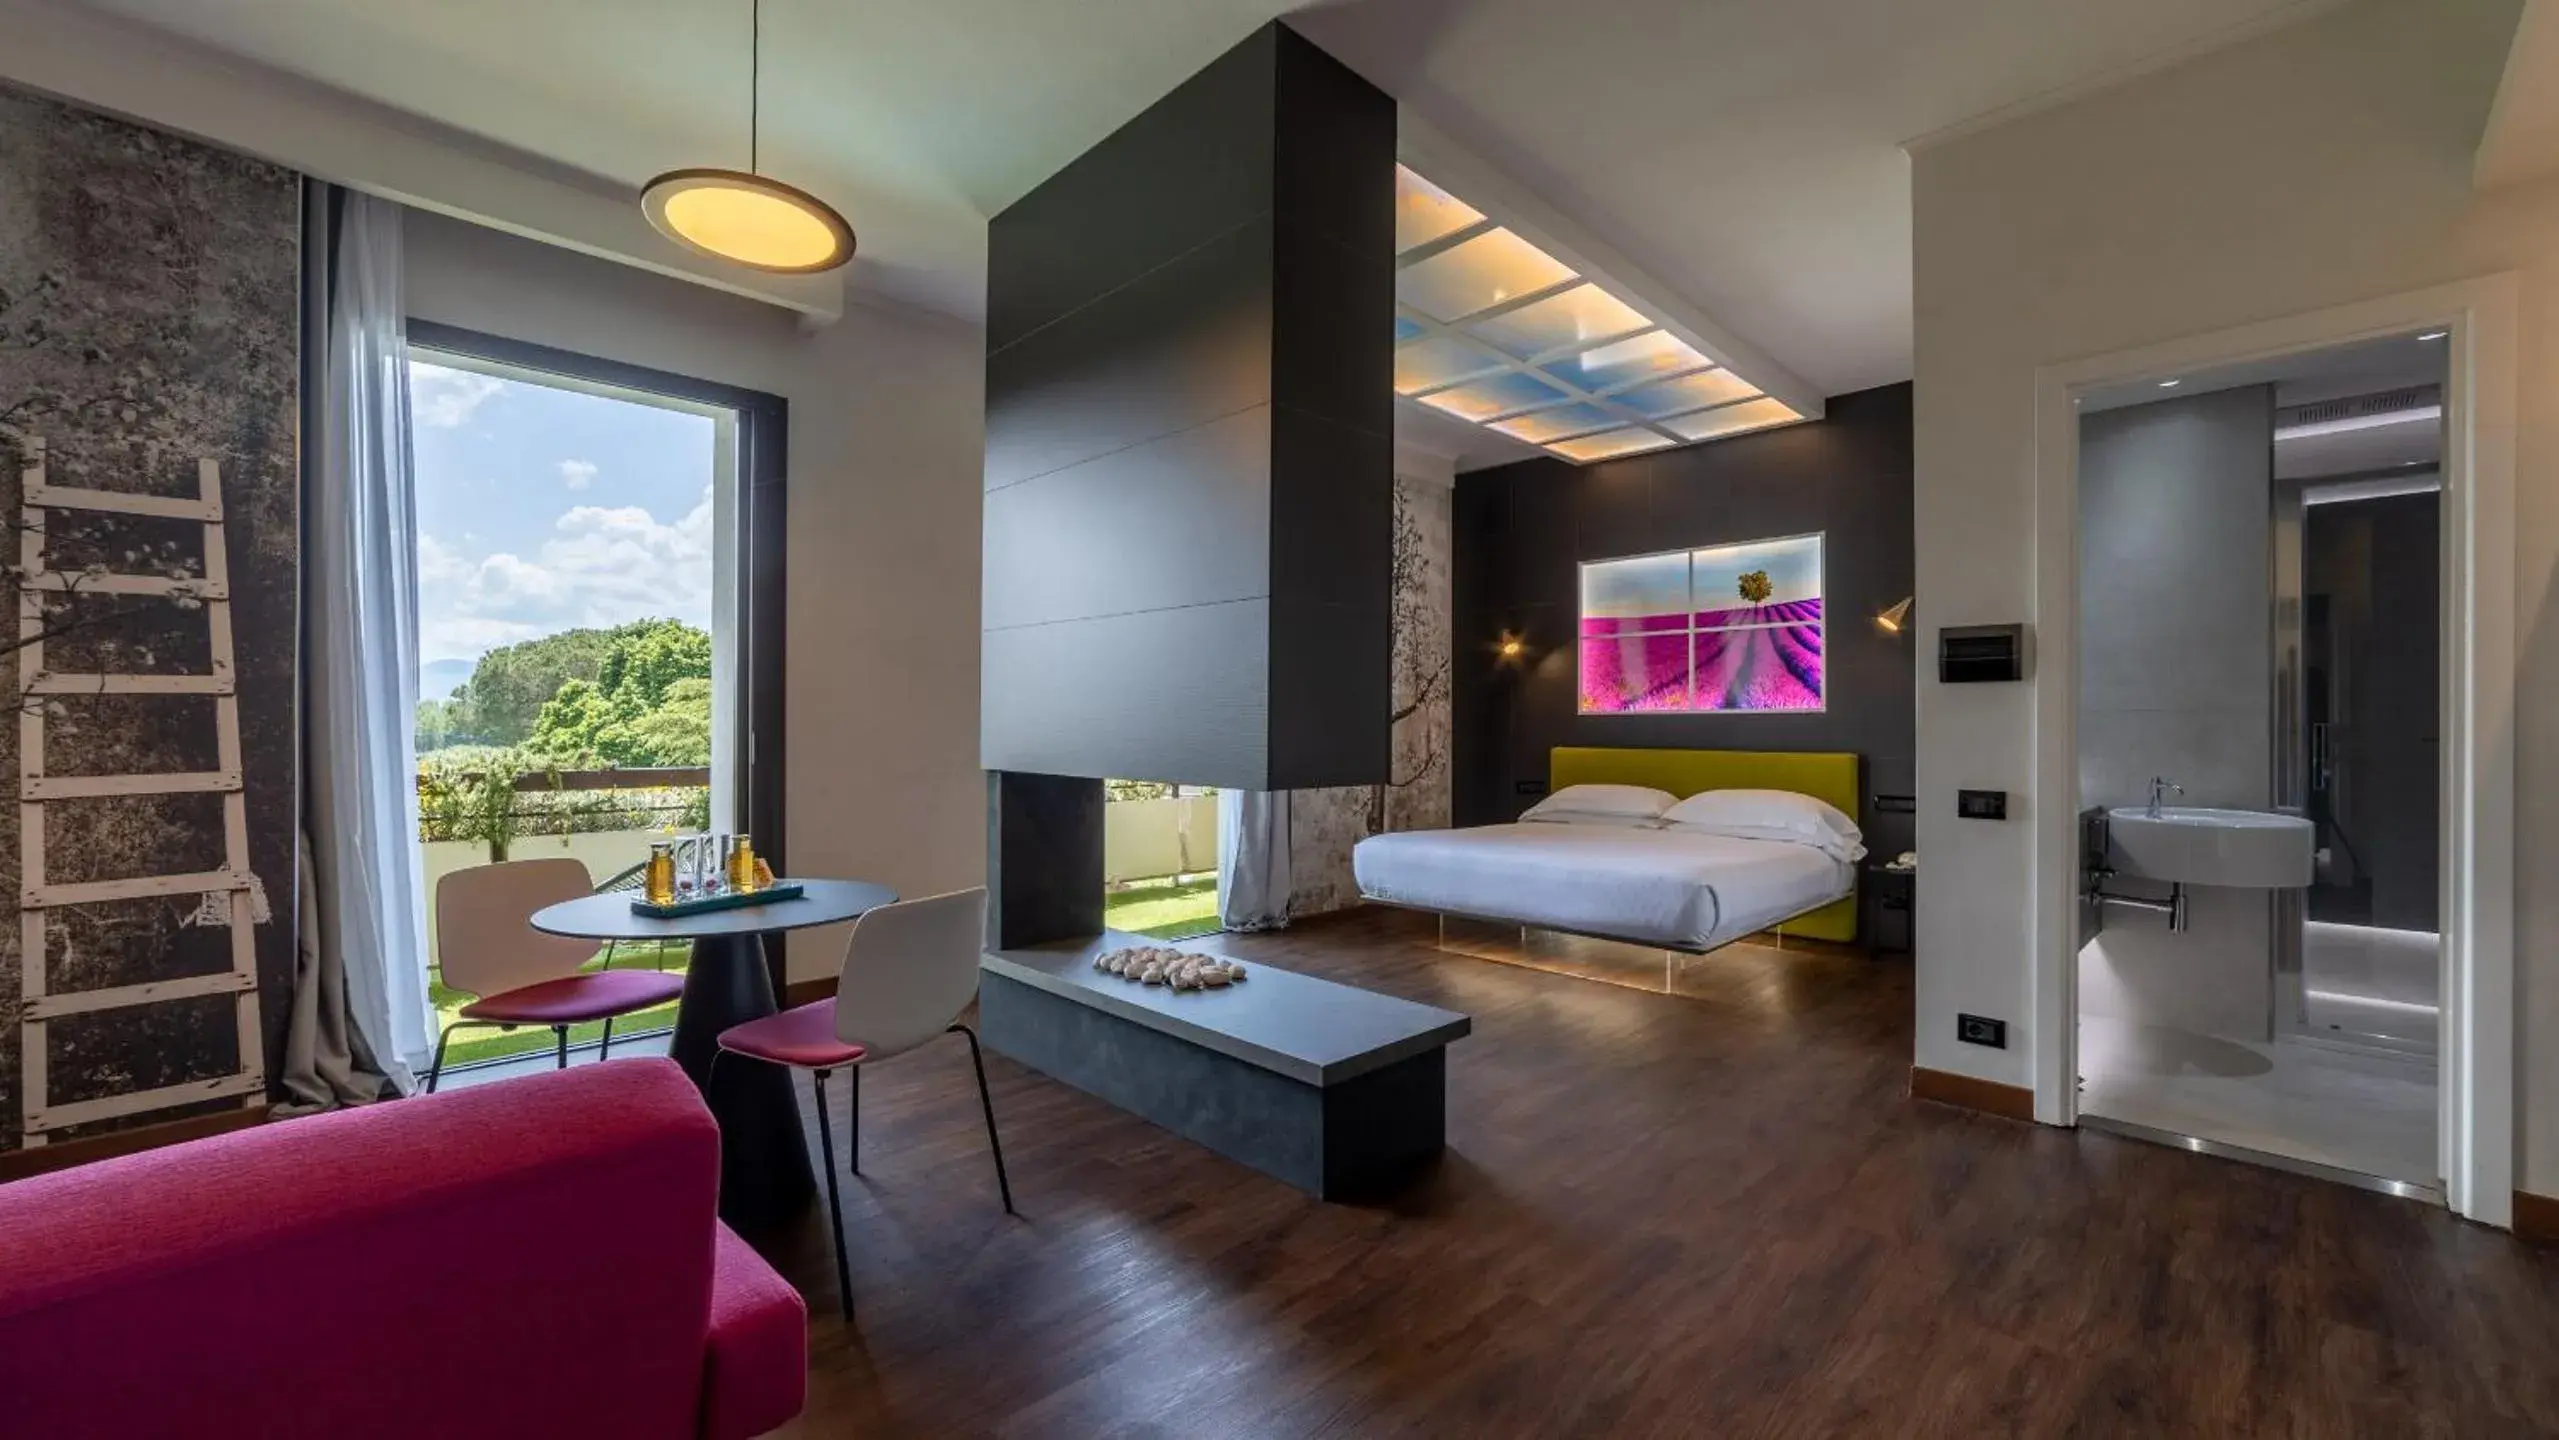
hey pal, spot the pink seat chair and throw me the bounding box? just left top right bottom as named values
left=715, top=886, right=1011, bottom=1318
left=430, top=857, right=687, bottom=1092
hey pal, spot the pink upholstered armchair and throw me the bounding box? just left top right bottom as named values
left=0, top=1060, right=806, bottom=1440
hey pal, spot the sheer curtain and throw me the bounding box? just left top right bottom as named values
left=294, top=184, right=432, bottom=1097
left=1217, top=790, right=1292, bottom=931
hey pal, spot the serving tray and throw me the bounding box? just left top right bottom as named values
left=629, top=882, right=804, bottom=919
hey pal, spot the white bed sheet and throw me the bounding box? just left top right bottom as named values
left=1352, top=823, right=1851, bottom=951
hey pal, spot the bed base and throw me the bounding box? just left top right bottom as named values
left=1369, top=900, right=1835, bottom=1000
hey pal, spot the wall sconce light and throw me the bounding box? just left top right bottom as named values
left=1498, top=634, right=1526, bottom=661
left=1876, top=597, right=1913, bottom=635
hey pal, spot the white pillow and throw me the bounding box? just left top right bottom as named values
left=1659, top=788, right=1866, bottom=862
left=1520, top=783, right=1676, bottom=827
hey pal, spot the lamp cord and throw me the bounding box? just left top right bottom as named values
left=749, top=0, right=760, bottom=175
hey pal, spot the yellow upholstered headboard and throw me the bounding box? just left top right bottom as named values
left=1548, top=747, right=1862, bottom=943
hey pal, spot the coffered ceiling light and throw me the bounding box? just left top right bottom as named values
left=641, top=0, right=855, bottom=274
left=1391, top=165, right=1802, bottom=464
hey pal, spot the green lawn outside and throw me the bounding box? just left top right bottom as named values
left=1105, top=874, right=1222, bottom=939
left=429, top=938, right=689, bottom=1069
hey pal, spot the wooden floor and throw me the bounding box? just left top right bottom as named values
left=751, top=908, right=2559, bottom=1438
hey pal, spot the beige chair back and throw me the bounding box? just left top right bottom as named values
left=831, top=888, right=988, bottom=1063
left=435, top=858, right=599, bottom=999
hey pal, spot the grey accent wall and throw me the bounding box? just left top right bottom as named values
left=980, top=22, right=1393, bottom=792
left=1451, top=384, right=1916, bottom=863
left=2075, top=384, right=2273, bottom=1037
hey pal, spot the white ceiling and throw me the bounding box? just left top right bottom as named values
left=74, top=0, right=2332, bottom=397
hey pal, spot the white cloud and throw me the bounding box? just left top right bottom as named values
left=410, top=364, right=505, bottom=429
left=556, top=459, right=598, bottom=490
left=417, top=488, right=716, bottom=666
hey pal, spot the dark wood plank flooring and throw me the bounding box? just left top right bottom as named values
left=747, top=908, right=2559, bottom=1437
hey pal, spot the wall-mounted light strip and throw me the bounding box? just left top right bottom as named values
left=1393, top=164, right=1804, bottom=464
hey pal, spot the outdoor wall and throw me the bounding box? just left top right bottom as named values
left=1102, top=795, right=1219, bottom=885
left=0, top=86, right=300, bottom=1150
left=404, top=209, right=987, bottom=985
left=1908, top=0, right=2559, bottom=1191
left=1290, top=471, right=1453, bottom=916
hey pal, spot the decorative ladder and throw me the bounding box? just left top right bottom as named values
left=16, top=436, right=261, bottom=1146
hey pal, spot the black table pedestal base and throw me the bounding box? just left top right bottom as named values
left=669, top=933, right=815, bottom=1230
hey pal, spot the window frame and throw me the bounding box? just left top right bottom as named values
left=402, top=319, right=789, bottom=915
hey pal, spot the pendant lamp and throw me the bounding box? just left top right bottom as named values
left=641, top=0, right=854, bottom=274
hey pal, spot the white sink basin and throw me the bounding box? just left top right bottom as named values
left=2105, top=806, right=2314, bottom=888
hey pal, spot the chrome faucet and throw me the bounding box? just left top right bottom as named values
left=2145, top=776, right=2184, bottom=818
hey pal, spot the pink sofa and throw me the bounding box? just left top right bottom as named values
left=0, top=1059, right=806, bottom=1440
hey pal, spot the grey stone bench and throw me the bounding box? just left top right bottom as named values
left=979, top=932, right=1471, bottom=1200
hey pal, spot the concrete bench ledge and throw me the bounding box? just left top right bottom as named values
left=979, top=931, right=1472, bottom=1200
left=980, top=933, right=1470, bottom=1086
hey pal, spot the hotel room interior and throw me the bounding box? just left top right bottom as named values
left=3, top=0, right=2558, bottom=1433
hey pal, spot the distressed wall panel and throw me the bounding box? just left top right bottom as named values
left=1291, top=475, right=1452, bottom=917
left=0, top=85, right=300, bottom=1149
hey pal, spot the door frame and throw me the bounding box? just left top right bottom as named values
left=2027, top=276, right=2518, bottom=1226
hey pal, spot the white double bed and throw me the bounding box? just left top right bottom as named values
left=1353, top=752, right=1867, bottom=954
left=1353, top=823, right=1853, bottom=953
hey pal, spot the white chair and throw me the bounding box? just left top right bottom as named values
left=712, top=887, right=1011, bottom=1319
left=428, top=858, right=685, bottom=1092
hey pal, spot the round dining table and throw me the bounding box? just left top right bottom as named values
left=530, top=877, right=898, bottom=1230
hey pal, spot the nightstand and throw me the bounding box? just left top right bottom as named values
left=1864, top=865, right=1915, bottom=957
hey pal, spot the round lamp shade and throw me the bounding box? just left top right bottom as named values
left=641, top=169, right=855, bottom=274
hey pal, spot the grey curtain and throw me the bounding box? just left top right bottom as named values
left=275, top=830, right=393, bottom=1113
left=1216, top=789, right=1292, bottom=931
left=277, top=180, right=410, bottom=1112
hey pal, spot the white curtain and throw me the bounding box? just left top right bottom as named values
left=1217, top=789, right=1292, bottom=931
left=304, top=189, right=433, bottom=1093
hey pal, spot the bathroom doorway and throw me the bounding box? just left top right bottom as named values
left=2068, top=328, right=2449, bottom=1196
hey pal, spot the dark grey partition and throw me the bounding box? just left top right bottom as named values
left=981, top=22, right=1394, bottom=793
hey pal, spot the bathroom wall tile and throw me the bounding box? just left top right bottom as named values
left=2077, top=387, right=2273, bottom=719
left=2078, top=705, right=2267, bottom=810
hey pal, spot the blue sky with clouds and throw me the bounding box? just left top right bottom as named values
left=408, top=359, right=718, bottom=696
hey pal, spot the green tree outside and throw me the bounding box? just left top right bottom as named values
left=523, top=619, right=714, bottom=768
left=449, top=626, right=622, bottom=745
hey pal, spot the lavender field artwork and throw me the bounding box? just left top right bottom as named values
left=1580, top=535, right=1823, bottom=713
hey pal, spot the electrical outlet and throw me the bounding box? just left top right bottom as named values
left=1515, top=779, right=1550, bottom=796
left=1957, top=1014, right=2008, bottom=1049
left=1957, top=789, right=2008, bottom=820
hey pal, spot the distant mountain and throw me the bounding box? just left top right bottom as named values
left=420, top=658, right=475, bottom=701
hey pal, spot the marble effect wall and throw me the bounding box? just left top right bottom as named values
left=1290, top=474, right=1451, bottom=917
left=0, top=87, right=301, bottom=1148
